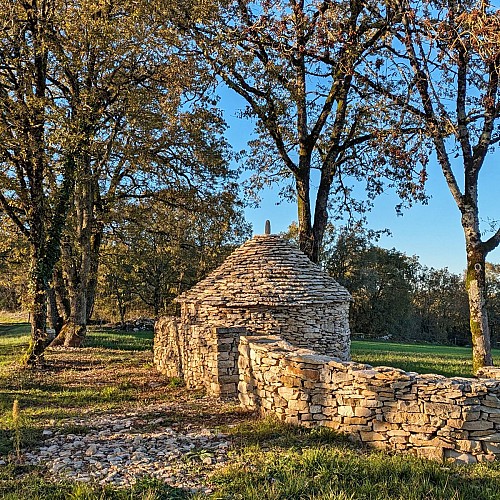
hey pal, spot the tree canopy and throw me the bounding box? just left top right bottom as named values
left=179, top=0, right=428, bottom=262
left=0, top=0, right=240, bottom=363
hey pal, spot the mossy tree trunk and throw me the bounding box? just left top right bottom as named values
left=51, top=153, right=97, bottom=347
left=466, top=247, right=493, bottom=373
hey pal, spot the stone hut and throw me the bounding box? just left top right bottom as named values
left=154, top=232, right=351, bottom=397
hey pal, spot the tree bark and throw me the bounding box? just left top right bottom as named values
left=24, top=256, right=49, bottom=366
left=466, top=246, right=493, bottom=373
left=47, top=286, right=62, bottom=335
left=53, top=267, right=71, bottom=322
left=296, top=175, right=315, bottom=261
left=51, top=165, right=94, bottom=347
left=52, top=281, right=88, bottom=347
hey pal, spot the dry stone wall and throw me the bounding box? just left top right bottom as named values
left=181, top=302, right=350, bottom=360
left=238, top=335, right=500, bottom=463
left=154, top=317, right=243, bottom=398
left=153, top=316, right=182, bottom=379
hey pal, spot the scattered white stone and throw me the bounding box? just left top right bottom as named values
left=85, top=444, right=97, bottom=456
left=21, top=402, right=232, bottom=491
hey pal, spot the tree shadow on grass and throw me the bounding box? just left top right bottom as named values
left=0, top=323, right=30, bottom=339
left=227, top=416, right=354, bottom=451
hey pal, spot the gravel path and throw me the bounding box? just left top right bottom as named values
left=23, top=401, right=236, bottom=494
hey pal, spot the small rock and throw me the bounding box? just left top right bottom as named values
left=85, top=444, right=97, bottom=456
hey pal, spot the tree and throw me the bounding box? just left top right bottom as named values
left=324, top=226, right=418, bottom=338
left=0, top=0, right=77, bottom=364
left=361, top=0, right=500, bottom=371
left=95, top=191, right=250, bottom=321
left=0, top=215, right=28, bottom=311
left=413, top=267, right=470, bottom=344
left=0, top=0, right=235, bottom=361
left=179, top=0, right=427, bottom=263
left=486, top=263, right=500, bottom=346
left=47, top=0, right=236, bottom=348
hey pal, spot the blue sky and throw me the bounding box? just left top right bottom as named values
left=220, top=92, right=500, bottom=275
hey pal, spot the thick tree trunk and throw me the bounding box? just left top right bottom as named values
left=53, top=267, right=71, bottom=322
left=24, top=258, right=49, bottom=366
left=47, top=286, right=62, bottom=336
left=85, top=228, right=102, bottom=322
left=51, top=172, right=94, bottom=347
left=466, top=248, right=493, bottom=374
left=296, top=176, right=330, bottom=264
left=52, top=282, right=88, bottom=346
left=296, top=176, right=316, bottom=262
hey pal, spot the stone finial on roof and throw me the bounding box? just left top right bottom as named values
left=265, top=220, right=271, bottom=235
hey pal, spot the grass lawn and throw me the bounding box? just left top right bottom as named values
left=351, top=340, right=500, bottom=378
left=1, top=321, right=500, bottom=499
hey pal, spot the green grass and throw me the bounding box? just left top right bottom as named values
left=210, top=419, right=500, bottom=500
left=2, top=323, right=500, bottom=499
left=85, top=328, right=153, bottom=351
left=351, top=340, right=500, bottom=378
left=0, top=322, right=30, bottom=367
left=0, top=323, right=158, bottom=455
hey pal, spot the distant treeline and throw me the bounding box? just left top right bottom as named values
left=0, top=197, right=250, bottom=327
left=2, top=219, right=499, bottom=347
left=323, top=226, right=500, bottom=347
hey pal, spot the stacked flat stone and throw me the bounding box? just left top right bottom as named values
left=176, top=234, right=352, bottom=361
left=154, top=318, right=244, bottom=398
left=238, top=335, right=500, bottom=464
left=155, top=234, right=352, bottom=398
left=177, top=235, right=351, bottom=306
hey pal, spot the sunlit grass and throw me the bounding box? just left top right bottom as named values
left=0, top=323, right=30, bottom=367
left=351, top=340, right=500, bottom=378
left=85, top=328, right=153, bottom=351
left=0, top=323, right=157, bottom=461
left=210, top=418, right=500, bottom=500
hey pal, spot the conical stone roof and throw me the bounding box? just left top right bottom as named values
left=176, top=234, right=351, bottom=307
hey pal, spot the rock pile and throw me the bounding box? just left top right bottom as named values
left=238, top=335, right=500, bottom=464
left=23, top=403, right=232, bottom=492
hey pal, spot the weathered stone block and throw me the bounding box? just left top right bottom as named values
left=456, top=440, right=482, bottom=453
left=424, top=402, right=461, bottom=419
left=415, top=447, right=444, bottom=461
left=444, top=449, right=477, bottom=464
left=344, top=417, right=368, bottom=425
left=338, top=406, right=355, bottom=417
left=482, top=442, right=500, bottom=455
left=360, top=431, right=386, bottom=442
left=461, top=420, right=494, bottom=431
left=288, top=399, right=309, bottom=412
left=354, top=407, right=372, bottom=417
